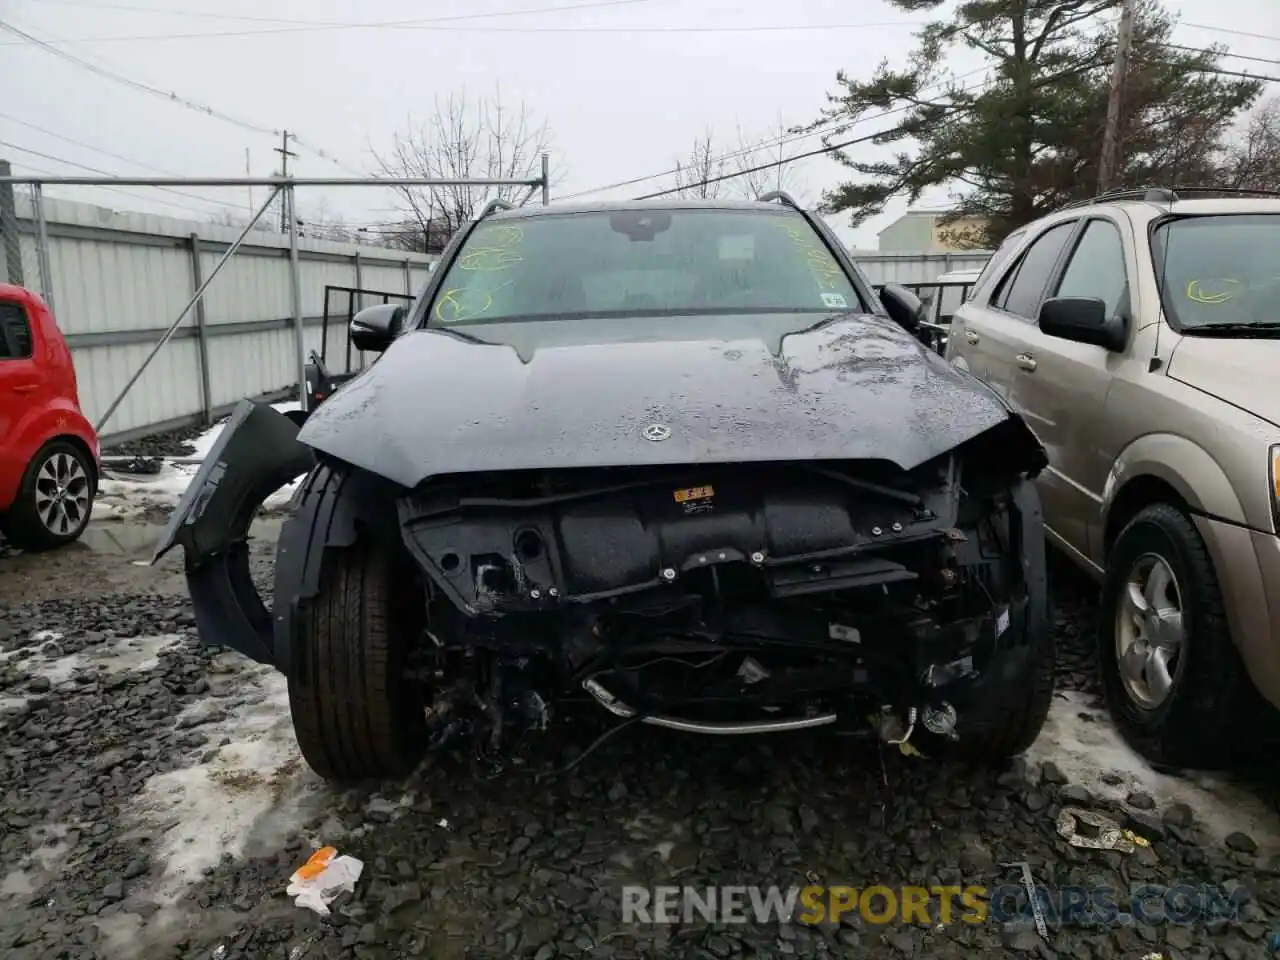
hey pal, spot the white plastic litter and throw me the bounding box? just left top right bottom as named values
left=285, top=847, right=364, bottom=916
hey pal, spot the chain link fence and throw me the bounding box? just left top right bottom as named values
left=0, top=165, right=52, bottom=304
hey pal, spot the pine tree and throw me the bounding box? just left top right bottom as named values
left=804, top=0, right=1263, bottom=246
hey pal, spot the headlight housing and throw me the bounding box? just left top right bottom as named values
left=1271, top=444, right=1280, bottom=533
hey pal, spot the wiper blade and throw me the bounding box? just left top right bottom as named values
left=1184, top=322, right=1280, bottom=337
left=434, top=326, right=490, bottom=345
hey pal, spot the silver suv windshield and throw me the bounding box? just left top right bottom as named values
left=425, top=208, right=865, bottom=326
left=1151, top=214, right=1280, bottom=333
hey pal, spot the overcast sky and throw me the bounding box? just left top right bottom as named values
left=0, top=0, right=1276, bottom=249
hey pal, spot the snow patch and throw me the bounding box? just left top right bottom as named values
left=127, top=666, right=327, bottom=904
left=4, top=634, right=181, bottom=687
left=0, top=825, right=73, bottom=903
left=1028, top=691, right=1280, bottom=853
left=94, top=400, right=305, bottom=522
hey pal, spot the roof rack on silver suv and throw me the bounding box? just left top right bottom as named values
left=1062, top=185, right=1280, bottom=210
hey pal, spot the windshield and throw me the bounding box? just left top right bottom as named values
left=425, top=208, right=866, bottom=326
left=1151, top=214, right=1280, bottom=331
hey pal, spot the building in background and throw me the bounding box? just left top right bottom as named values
left=877, top=208, right=988, bottom=253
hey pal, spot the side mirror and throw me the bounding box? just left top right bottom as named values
left=1038, top=297, right=1125, bottom=351
left=350, top=304, right=405, bottom=353
left=880, top=283, right=928, bottom=336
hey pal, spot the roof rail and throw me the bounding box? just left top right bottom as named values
left=476, top=198, right=515, bottom=220
left=757, top=190, right=803, bottom=210
left=1061, top=185, right=1280, bottom=210
left=1151, top=185, right=1280, bottom=200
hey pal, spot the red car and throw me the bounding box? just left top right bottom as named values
left=0, top=283, right=99, bottom=550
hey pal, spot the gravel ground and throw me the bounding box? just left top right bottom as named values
left=2, top=526, right=1280, bottom=960
left=101, top=424, right=209, bottom=458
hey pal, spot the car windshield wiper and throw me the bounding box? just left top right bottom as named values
left=1183, top=322, right=1280, bottom=338
left=433, top=326, right=491, bottom=345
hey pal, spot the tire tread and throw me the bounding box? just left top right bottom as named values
left=286, top=467, right=424, bottom=782
left=1099, top=502, right=1253, bottom=768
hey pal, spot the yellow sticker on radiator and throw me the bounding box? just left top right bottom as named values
left=673, top=485, right=715, bottom=503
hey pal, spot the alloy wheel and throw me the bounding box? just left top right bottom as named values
left=1114, top=552, right=1186, bottom=709
left=34, top=451, right=90, bottom=537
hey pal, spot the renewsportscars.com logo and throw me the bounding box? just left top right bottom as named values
left=621, top=883, right=1253, bottom=928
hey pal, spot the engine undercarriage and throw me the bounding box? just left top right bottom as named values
left=394, top=455, right=1035, bottom=769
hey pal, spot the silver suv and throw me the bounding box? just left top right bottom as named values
left=946, top=188, right=1280, bottom=767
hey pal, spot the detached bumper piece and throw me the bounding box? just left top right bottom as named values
left=152, top=400, right=315, bottom=666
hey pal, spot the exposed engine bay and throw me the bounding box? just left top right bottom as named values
left=390, top=447, right=1041, bottom=771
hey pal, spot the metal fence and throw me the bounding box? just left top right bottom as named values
left=320, top=284, right=416, bottom=376
left=851, top=250, right=992, bottom=287
left=0, top=163, right=549, bottom=447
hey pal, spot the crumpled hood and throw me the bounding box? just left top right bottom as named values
left=298, top=313, right=1024, bottom=488
left=1167, top=335, right=1280, bottom=429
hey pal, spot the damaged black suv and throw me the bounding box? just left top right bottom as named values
left=155, top=193, right=1052, bottom=784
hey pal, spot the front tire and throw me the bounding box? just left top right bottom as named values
left=3, top=439, right=96, bottom=551
left=288, top=540, right=427, bottom=782
left=1098, top=503, right=1251, bottom=768
left=944, top=480, right=1055, bottom=763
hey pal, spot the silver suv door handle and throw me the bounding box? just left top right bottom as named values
left=964, top=330, right=979, bottom=344
left=1016, top=353, right=1037, bottom=372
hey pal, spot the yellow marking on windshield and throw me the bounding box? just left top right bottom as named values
left=458, top=247, right=524, bottom=272
left=435, top=286, right=494, bottom=323
left=776, top=221, right=848, bottom=295
left=457, top=225, right=525, bottom=273
left=1186, top=278, right=1240, bottom=304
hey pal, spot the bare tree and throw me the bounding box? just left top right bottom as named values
left=298, top=197, right=357, bottom=243
left=206, top=208, right=277, bottom=234
left=671, top=131, right=727, bottom=199
left=730, top=116, right=806, bottom=202
left=373, top=88, right=554, bottom=253
left=1220, top=97, right=1280, bottom=191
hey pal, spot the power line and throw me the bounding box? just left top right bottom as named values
left=630, top=59, right=1145, bottom=202
left=563, top=66, right=996, bottom=200
left=16, top=8, right=1262, bottom=45
left=1179, top=23, right=1280, bottom=44
left=4, top=21, right=919, bottom=44
left=0, top=16, right=366, bottom=173
left=12, top=0, right=355, bottom=25
left=1160, top=43, right=1280, bottom=68
left=570, top=38, right=1277, bottom=203
left=0, top=0, right=702, bottom=44
left=633, top=124, right=923, bottom=201
left=0, top=109, right=244, bottom=210
left=17, top=0, right=649, bottom=27
left=0, top=141, right=243, bottom=217
left=1136, top=56, right=1280, bottom=83
left=0, top=17, right=278, bottom=135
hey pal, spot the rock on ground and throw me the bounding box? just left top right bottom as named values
left=1, top=526, right=1278, bottom=959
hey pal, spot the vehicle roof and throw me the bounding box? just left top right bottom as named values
left=487, top=198, right=804, bottom=220
left=1065, top=196, right=1280, bottom=222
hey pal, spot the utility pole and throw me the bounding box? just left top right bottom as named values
left=273, top=130, right=297, bottom=233
left=245, top=147, right=253, bottom=221
left=1097, top=0, right=1135, bottom=194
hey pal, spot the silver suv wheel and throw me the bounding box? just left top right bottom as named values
left=1114, top=552, right=1186, bottom=708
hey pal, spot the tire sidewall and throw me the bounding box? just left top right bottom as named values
left=1098, top=506, right=1214, bottom=738
left=9, top=439, right=97, bottom=550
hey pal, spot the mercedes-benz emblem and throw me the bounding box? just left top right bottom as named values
left=643, top=423, right=672, bottom=442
